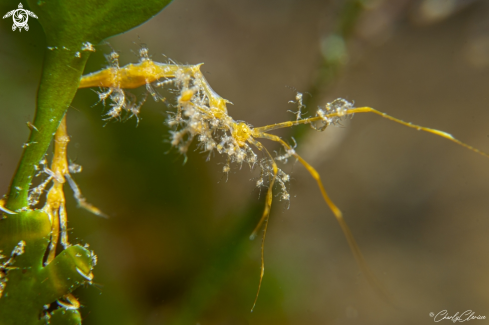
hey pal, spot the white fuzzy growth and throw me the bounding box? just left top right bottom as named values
left=81, top=42, right=95, bottom=52
left=11, top=241, right=25, bottom=257
left=316, top=98, right=354, bottom=129
left=28, top=175, right=53, bottom=207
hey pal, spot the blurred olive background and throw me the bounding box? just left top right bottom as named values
left=2, top=0, right=489, bottom=324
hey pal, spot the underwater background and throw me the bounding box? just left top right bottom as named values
left=1, top=0, right=489, bottom=324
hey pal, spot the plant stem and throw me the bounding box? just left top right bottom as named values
left=5, top=47, right=90, bottom=211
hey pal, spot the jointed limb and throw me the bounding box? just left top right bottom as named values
left=43, top=116, right=70, bottom=264
left=255, top=106, right=489, bottom=159
left=247, top=138, right=278, bottom=312
left=248, top=139, right=277, bottom=240
left=65, top=173, right=108, bottom=218
left=349, top=107, right=489, bottom=158
left=255, top=131, right=392, bottom=302
left=253, top=117, right=323, bottom=133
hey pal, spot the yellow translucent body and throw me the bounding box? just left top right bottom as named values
left=79, top=55, right=489, bottom=310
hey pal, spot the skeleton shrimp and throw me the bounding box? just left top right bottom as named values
left=78, top=47, right=489, bottom=310
left=10, top=115, right=102, bottom=311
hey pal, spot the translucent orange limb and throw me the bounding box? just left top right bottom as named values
left=247, top=138, right=278, bottom=312
left=254, top=131, right=392, bottom=303
left=254, top=117, right=319, bottom=133
left=254, top=107, right=489, bottom=159
left=64, top=173, right=108, bottom=218
left=43, top=116, right=70, bottom=264
left=350, top=107, right=489, bottom=158
left=248, top=139, right=277, bottom=240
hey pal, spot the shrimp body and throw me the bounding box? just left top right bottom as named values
left=80, top=60, right=195, bottom=89
left=79, top=47, right=489, bottom=310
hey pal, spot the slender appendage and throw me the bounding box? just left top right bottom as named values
left=254, top=118, right=319, bottom=133
left=350, top=107, right=489, bottom=158
left=254, top=205, right=270, bottom=313
left=65, top=173, right=108, bottom=218
left=43, top=116, right=69, bottom=263
left=254, top=131, right=392, bottom=302
left=255, top=107, right=489, bottom=159
left=248, top=139, right=271, bottom=239
left=247, top=139, right=278, bottom=312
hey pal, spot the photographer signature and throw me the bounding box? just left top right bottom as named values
left=430, top=310, right=486, bottom=322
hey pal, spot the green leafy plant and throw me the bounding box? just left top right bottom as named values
left=0, top=0, right=172, bottom=324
